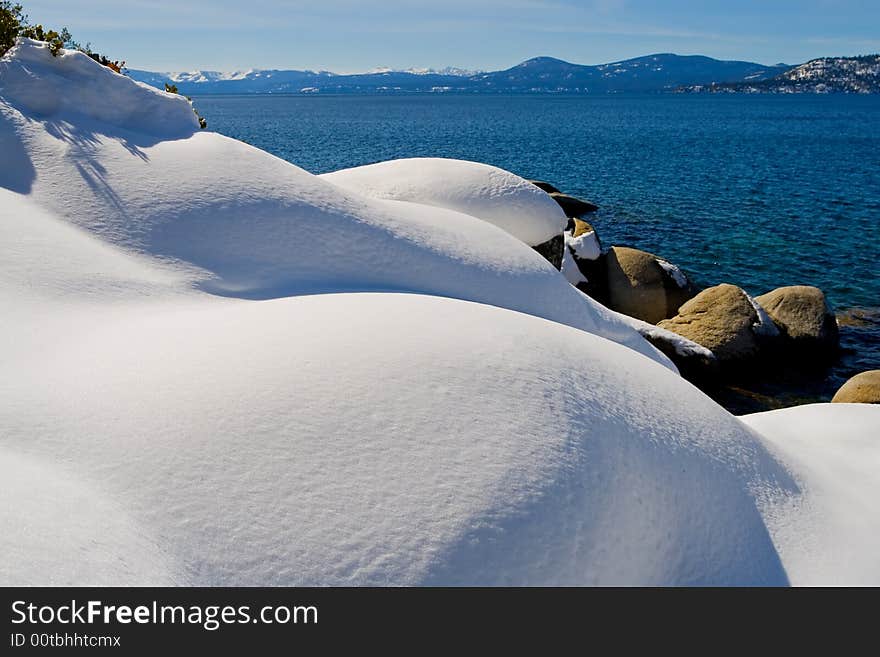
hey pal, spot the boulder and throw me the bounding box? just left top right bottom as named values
left=571, top=218, right=596, bottom=240
left=832, top=370, right=880, bottom=404
left=754, top=285, right=839, bottom=353
left=528, top=180, right=561, bottom=194
left=549, top=192, right=598, bottom=217
left=658, top=284, right=768, bottom=364
left=604, top=246, right=697, bottom=324
left=533, top=234, right=564, bottom=270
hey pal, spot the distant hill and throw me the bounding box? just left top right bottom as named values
left=471, top=54, right=787, bottom=93
left=128, top=54, right=791, bottom=95
left=678, top=55, right=880, bottom=94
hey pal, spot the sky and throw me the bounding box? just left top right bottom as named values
left=21, top=1, right=880, bottom=72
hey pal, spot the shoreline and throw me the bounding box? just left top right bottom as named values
left=528, top=181, right=880, bottom=414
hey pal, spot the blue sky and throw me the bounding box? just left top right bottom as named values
left=22, top=1, right=880, bottom=72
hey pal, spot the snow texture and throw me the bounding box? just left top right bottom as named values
left=742, top=404, right=880, bottom=586
left=1, top=41, right=877, bottom=586
left=320, top=157, right=568, bottom=246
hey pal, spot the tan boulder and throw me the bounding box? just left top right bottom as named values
left=571, top=218, right=594, bottom=239
left=605, top=246, right=696, bottom=324
left=831, top=370, right=880, bottom=404
left=754, top=285, right=838, bottom=351
left=658, top=284, right=765, bottom=363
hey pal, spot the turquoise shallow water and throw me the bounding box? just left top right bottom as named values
left=195, top=94, right=880, bottom=410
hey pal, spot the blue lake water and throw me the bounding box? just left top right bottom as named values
left=195, top=93, right=880, bottom=410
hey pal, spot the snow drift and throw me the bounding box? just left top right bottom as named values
left=320, top=157, right=568, bottom=246
left=742, top=404, right=880, bottom=586
left=0, top=39, right=669, bottom=370
left=0, top=39, right=200, bottom=137
left=1, top=40, right=878, bottom=586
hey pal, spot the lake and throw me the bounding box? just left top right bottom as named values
left=194, top=93, right=880, bottom=410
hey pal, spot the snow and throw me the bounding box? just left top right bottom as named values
left=742, top=404, right=880, bottom=586
left=0, top=449, right=181, bottom=586
left=657, top=258, right=689, bottom=288
left=0, top=46, right=671, bottom=370
left=564, top=227, right=601, bottom=261
left=0, top=39, right=200, bottom=137
left=748, top=294, right=781, bottom=337
left=1, top=40, right=878, bottom=586
left=320, top=158, right=568, bottom=246
left=614, top=310, right=716, bottom=360
left=561, top=245, right=588, bottom=285
left=0, top=275, right=795, bottom=584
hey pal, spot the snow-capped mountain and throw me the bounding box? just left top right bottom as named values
left=366, top=66, right=479, bottom=76
left=678, top=55, right=880, bottom=93
left=127, top=54, right=791, bottom=95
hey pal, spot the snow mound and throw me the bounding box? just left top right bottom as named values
left=7, top=38, right=877, bottom=586
left=1, top=291, right=794, bottom=585
left=0, top=39, right=199, bottom=137
left=742, top=403, right=880, bottom=586
left=320, top=158, right=567, bottom=246
left=0, top=66, right=671, bottom=370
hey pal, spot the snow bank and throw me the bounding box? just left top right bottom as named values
left=1, top=289, right=794, bottom=585
left=320, top=158, right=567, bottom=246
left=742, top=404, right=880, bottom=586
left=0, top=39, right=199, bottom=138
left=0, top=49, right=671, bottom=370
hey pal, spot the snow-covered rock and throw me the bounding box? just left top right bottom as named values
left=320, top=157, right=568, bottom=246
left=565, top=225, right=601, bottom=262
left=743, top=404, right=880, bottom=586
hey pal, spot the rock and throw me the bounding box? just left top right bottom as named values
left=832, top=370, right=880, bottom=404
left=604, top=246, right=697, bottom=324
left=570, top=218, right=595, bottom=239
left=658, top=284, right=767, bottom=364
left=549, top=192, right=598, bottom=217
left=528, top=180, right=561, bottom=194
left=754, top=285, right=839, bottom=353
left=533, top=234, right=564, bottom=270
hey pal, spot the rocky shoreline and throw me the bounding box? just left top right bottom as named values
left=529, top=179, right=879, bottom=412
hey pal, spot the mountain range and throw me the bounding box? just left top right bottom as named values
left=678, top=55, right=880, bottom=94
left=127, top=53, right=877, bottom=95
